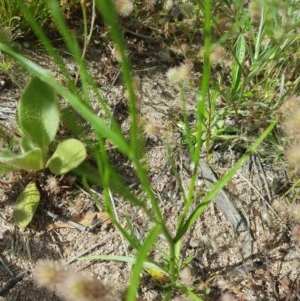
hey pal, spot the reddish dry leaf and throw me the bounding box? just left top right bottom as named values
left=48, top=211, right=111, bottom=230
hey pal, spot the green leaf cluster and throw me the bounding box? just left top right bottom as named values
left=0, top=77, right=87, bottom=228
left=0, top=77, right=86, bottom=175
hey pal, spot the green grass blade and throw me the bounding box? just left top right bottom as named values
left=79, top=254, right=167, bottom=274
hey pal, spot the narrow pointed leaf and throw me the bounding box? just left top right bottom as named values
left=47, top=138, right=87, bottom=175
left=13, top=182, right=40, bottom=229
left=231, top=35, right=246, bottom=94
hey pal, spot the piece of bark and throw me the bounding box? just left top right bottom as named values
left=199, top=158, right=253, bottom=261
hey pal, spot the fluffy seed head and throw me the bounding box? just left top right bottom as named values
left=279, top=95, right=300, bottom=117
left=280, top=95, right=300, bottom=173
left=62, top=273, right=113, bottom=301
left=114, top=0, right=134, bottom=17
left=220, top=293, right=238, bottom=301
left=33, top=260, right=65, bottom=288
left=289, top=204, right=300, bottom=221
left=164, top=0, right=174, bottom=11
left=248, top=0, right=262, bottom=22
left=166, top=62, right=193, bottom=85
left=33, top=260, right=117, bottom=301
left=283, top=110, right=300, bottom=139
left=143, top=122, right=162, bottom=138
left=179, top=267, right=193, bottom=286
left=45, top=175, right=61, bottom=195
left=292, top=225, right=300, bottom=240
left=210, top=45, right=227, bottom=65
left=286, top=143, right=300, bottom=172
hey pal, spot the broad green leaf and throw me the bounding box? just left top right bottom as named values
left=47, top=138, right=86, bottom=175
left=17, top=77, right=59, bottom=155
left=13, top=181, right=40, bottom=229
left=0, top=148, right=44, bottom=171
left=20, top=136, right=36, bottom=153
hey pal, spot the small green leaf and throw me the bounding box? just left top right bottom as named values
left=13, top=182, right=40, bottom=229
left=47, top=138, right=86, bottom=175
left=17, top=77, right=59, bottom=155
left=0, top=148, right=44, bottom=171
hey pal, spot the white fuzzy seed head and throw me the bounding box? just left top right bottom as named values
left=114, top=0, right=134, bottom=17
left=166, top=62, right=193, bottom=85
left=33, top=260, right=66, bottom=289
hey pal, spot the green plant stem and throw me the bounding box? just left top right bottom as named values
left=75, top=0, right=96, bottom=84
left=176, top=0, right=212, bottom=232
